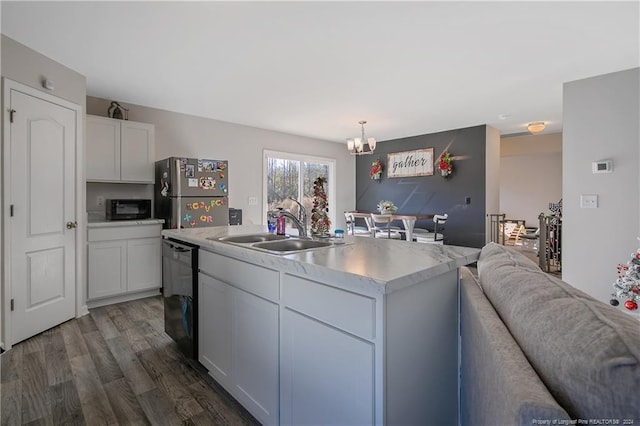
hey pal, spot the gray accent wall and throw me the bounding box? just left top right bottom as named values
left=563, top=67, right=640, bottom=308
left=356, top=125, right=490, bottom=248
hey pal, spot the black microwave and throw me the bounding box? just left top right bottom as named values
left=106, top=199, right=152, bottom=221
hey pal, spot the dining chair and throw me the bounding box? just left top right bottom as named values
left=344, top=212, right=371, bottom=237
left=414, top=213, right=448, bottom=244
left=369, top=214, right=402, bottom=239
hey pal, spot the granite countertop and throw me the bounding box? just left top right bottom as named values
left=87, top=218, right=165, bottom=228
left=162, top=225, right=480, bottom=294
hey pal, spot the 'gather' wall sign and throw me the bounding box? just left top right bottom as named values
left=387, top=148, right=434, bottom=178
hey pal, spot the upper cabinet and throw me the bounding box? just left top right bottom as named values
left=86, top=115, right=155, bottom=183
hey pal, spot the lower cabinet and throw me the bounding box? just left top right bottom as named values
left=87, top=224, right=162, bottom=303
left=281, top=309, right=375, bottom=426
left=198, top=273, right=232, bottom=386
left=199, top=269, right=279, bottom=425
left=196, top=247, right=459, bottom=425
left=88, top=240, right=126, bottom=299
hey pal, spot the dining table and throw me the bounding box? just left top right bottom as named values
left=349, top=212, right=434, bottom=242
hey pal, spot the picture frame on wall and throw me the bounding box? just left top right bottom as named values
left=387, top=148, right=434, bottom=178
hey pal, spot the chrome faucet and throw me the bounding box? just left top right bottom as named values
left=288, top=197, right=308, bottom=232
left=276, top=210, right=308, bottom=238
left=267, top=198, right=308, bottom=238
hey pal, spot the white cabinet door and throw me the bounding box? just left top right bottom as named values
left=281, top=309, right=375, bottom=426
left=120, top=121, right=154, bottom=183
left=232, top=289, right=279, bottom=425
left=86, top=116, right=120, bottom=181
left=88, top=241, right=126, bottom=299
left=127, top=237, right=161, bottom=292
left=86, top=115, right=154, bottom=183
left=199, top=273, right=232, bottom=387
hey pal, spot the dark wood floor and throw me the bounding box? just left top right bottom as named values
left=0, top=296, right=260, bottom=425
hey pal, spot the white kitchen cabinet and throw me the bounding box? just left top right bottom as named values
left=281, top=274, right=376, bottom=425
left=86, top=115, right=155, bottom=183
left=198, top=273, right=232, bottom=387
left=87, top=223, right=162, bottom=306
left=281, top=309, right=374, bottom=426
left=88, top=240, right=126, bottom=299
left=232, top=288, right=279, bottom=424
left=198, top=251, right=279, bottom=425
left=127, top=237, right=162, bottom=292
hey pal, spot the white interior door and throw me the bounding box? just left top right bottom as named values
left=6, top=84, right=77, bottom=345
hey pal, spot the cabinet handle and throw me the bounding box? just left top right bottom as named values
left=66, top=221, right=78, bottom=229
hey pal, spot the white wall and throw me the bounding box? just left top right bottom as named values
left=485, top=126, right=501, bottom=243
left=87, top=97, right=355, bottom=228
left=563, top=67, right=639, bottom=306
left=500, top=133, right=562, bottom=226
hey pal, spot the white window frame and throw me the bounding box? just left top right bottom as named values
left=263, top=149, right=336, bottom=229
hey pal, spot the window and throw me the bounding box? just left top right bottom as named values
left=263, top=150, right=336, bottom=231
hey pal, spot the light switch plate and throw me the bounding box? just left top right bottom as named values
left=96, top=196, right=105, bottom=206
left=580, top=194, right=598, bottom=209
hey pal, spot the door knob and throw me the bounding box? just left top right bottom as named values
left=66, top=221, right=78, bottom=229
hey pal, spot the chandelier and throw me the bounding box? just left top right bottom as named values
left=347, top=120, right=376, bottom=155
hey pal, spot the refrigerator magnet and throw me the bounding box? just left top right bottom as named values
left=197, top=160, right=203, bottom=172
left=218, top=183, right=226, bottom=191
left=200, top=176, right=215, bottom=189
left=185, top=165, right=195, bottom=178
left=202, top=161, right=215, bottom=172
left=179, top=158, right=188, bottom=171
left=188, top=178, right=198, bottom=187
left=218, top=171, right=225, bottom=179
left=218, top=162, right=226, bottom=170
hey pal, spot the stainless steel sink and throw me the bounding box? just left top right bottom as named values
left=211, top=233, right=346, bottom=255
left=213, top=233, right=289, bottom=244
left=252, top=239, right=333, bottom=253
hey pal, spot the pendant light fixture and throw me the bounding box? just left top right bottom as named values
left=347, top=120, right=376, bottom=155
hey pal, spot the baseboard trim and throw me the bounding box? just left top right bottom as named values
left=86, top=288, right=161, bottom=310
left=77, top=304, right=90, bottom=318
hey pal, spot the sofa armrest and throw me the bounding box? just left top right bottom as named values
left=459, top=267, right=570, bottom=425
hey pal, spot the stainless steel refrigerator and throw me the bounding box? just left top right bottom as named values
left=155, top=157, right=229, bottom=229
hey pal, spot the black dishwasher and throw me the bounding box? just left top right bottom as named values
left=162, top=237, right=199, bottom=359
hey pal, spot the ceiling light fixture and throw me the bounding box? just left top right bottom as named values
left=527, top=122, right=546, bottom=134
left=347, top=120, right=376, bottom=155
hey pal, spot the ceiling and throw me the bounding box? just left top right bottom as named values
left=2, top=1, right=639, bottom=143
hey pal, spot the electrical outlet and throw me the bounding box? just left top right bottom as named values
left=465, top=196, right=471, bottom=205
left=248, top=196, right=258, bottom=206
left=580, top=194, right=598, bottom=209
left=96, top=196, right=105, bottom=206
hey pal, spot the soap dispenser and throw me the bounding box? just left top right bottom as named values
left=276, top=215, right=286, bottom=235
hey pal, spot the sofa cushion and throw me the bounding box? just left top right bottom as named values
left=459, top=267, right=571, bottom=425
left=478, top=243, right=640, bottom=421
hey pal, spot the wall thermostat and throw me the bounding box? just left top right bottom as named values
left=592, top=160, right=613, bottom=174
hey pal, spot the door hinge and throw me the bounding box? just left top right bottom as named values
left=9, top=109, right=16, bottom=123
left=10, top=205, right=14, bottom=217
left=10, top=299, right=14, bottom=311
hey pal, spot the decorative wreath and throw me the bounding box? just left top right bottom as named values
left=438, top=151, right=453, bottom=177
left=370, top=159, right=383, bottom=180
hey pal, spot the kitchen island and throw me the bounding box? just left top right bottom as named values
left=162, top=225, right=480, bottom=426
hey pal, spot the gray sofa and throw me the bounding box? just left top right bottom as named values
left=460, top=242, right=640, bottom=425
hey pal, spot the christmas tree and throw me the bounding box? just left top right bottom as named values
left=310, top=176, right=331, bottom=236
left=610, top=239, right=640, bottom=311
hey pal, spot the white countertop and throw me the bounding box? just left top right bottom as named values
left=87, top=218, right=165, bottom=228
left=162, top=225, right=480, bottom=294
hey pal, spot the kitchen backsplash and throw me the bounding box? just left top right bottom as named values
left=87, top=182, right=154, bottom=220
